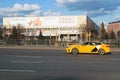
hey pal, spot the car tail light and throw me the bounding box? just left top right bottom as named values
left=106, top=45, right=110, bottom=47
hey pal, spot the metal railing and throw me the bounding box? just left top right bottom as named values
left=100, top=39, right=120, bottom=48
left=0, top=39, right=120, bottom=48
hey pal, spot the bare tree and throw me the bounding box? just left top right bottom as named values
left=10, top=25, right=25, bottom=40
left=109, top=30, right=115, bottom=39
left=10, top=26, right=18, bottom=39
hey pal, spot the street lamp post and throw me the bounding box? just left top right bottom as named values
left=55, top=32, right=58, bottom=46
left=67, top=32, right=70, bottom=41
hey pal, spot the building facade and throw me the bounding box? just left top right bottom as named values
left=3, top=15, right=98, bottom=42
left=107, top=21, right=120, bottom=40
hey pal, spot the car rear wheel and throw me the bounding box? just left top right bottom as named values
left=72, top=48, right=79, bottom=54
left=98, top=49, right=105, bottom=55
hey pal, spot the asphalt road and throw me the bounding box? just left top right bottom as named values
left=0, top=49, right=120, bottom=80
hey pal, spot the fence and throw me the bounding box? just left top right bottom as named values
left=101, top=39, right=120, bottom=48
left=0, top=39, right=120, bottom=48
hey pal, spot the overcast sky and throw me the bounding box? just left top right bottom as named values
left=0, top=0, right=120, bottom=26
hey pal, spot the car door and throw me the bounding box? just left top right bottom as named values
left=78, top=42, right=96, bottom=53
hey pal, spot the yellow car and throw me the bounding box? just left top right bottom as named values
left=66, top=42, right=111, bottom=55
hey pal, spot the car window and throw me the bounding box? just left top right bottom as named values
left=84, top=42, right=91, bottom=45
left=83, top=42, right=89, bottom=45
left=83, top=42, right=101, bottom=45
left=95, top=42, right=101, bottom=45
left=91, top=42, right=96, bottom=45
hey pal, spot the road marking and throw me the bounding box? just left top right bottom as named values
left=10, top=61, right=42, bottom=64
left=0, top=69, right=36, bottom=72
left=111, top=58, right=120, bottom=61
left=15, top=56, right=42, bottom=58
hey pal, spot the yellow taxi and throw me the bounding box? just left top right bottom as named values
left=65, top=42, right=111, bottom=55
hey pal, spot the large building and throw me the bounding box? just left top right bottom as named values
left=107, top=21, right=120, bottom=40
left=3, top=15, right=98, bottom=42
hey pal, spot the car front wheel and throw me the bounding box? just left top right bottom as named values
left=98, top=49, right=105, bottom=55
left=72, top=48, right=79, bottom=54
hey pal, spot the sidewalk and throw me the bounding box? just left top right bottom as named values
left=0, top=45, right=120, bottom=52
left=110, top=48, right=120, bottom=52
left=0, top=45, right=65, bottom=50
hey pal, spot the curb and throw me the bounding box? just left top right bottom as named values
left=0, top=46, right=120, bottom=52
left=0, top=46, right=65, bottom=50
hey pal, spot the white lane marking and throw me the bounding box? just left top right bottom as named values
left=10, top=61, right=42, bottom=64
left=15, top=56, right=42, bottom=58
left=0, top=69, right=36, bottom=72
left=111, top=58, right=120, bottom=61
